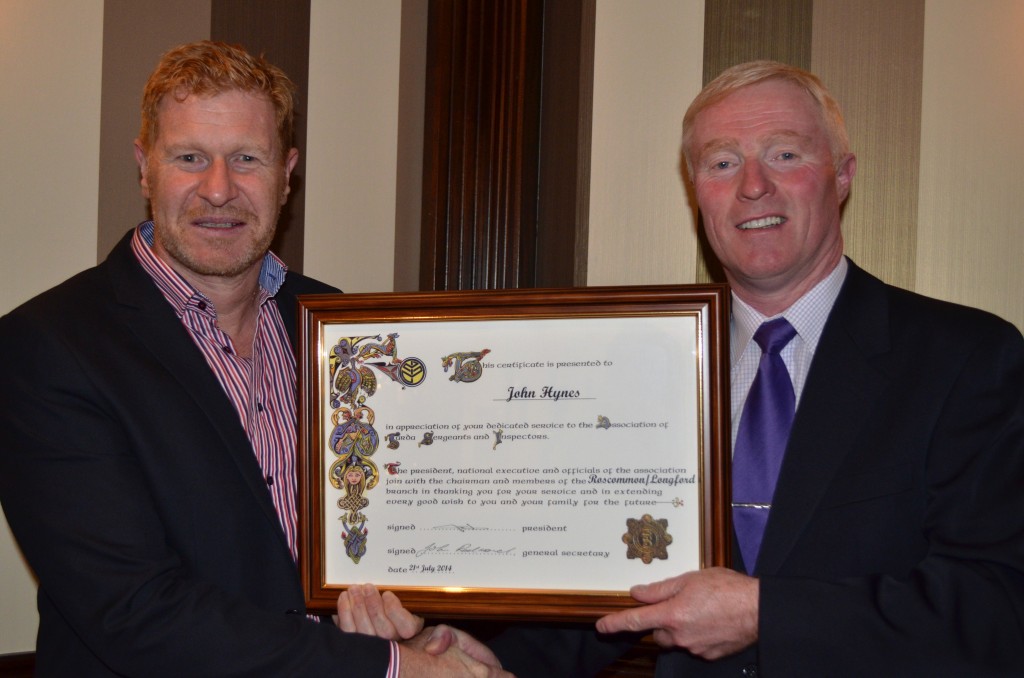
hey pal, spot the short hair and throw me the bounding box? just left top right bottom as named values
left=681, top=60, right=850, bottom=175
left=138, top=40, right=296, bottom=156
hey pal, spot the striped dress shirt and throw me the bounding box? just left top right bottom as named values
left=132, top=222, right=300, bottom=559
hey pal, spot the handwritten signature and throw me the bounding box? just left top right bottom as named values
left=414, top=542, right=516, bottom=558
left=432, top=523, right=488, bottom=533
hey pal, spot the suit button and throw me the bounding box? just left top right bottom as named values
left=741, top=664, right=758, bottom=677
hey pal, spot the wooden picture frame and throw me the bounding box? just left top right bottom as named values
left=297, top=285, right=730, bottom=621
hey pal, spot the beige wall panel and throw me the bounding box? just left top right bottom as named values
left=702, top=0, right=812, bottom=80
left=0, top=0, right=105, bottom=653
left=394, top=0, right=428, bottom=292
left=587, top=0, right=704, bottom=286
left=695, top=0, right=812, bottom=283
left=916, top=0, right=1024, bottom=331
left=811, top=0, right=925, bottom=290
left=305, top=0, right=402, bottom=293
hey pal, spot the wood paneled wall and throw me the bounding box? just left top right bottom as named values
left=419, top=0, right=595, bottom=291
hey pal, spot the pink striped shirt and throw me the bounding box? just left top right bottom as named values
left=132, top=223, right=399, bottom=673
left=132, top=222, right=300, bottom=559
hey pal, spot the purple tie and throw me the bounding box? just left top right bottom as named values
left=732, top=317, right=797, bottom=574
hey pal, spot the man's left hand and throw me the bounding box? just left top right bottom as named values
left=596, top=567, right=758, bottom=660
left=335, top=583, right=424, bottom=640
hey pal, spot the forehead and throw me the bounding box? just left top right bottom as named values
left=154, top=89, right=277, bottom=143
left=692, top=80, right=826, bottom=147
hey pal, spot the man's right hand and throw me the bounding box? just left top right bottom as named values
left=399, top=638, right=511, bottom=677
left=410, top=624, right=506, bottom=671
left=335, top=584, right=510, bottom=676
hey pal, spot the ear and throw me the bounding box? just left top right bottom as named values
left=834, top=153, right=856, bottom=203
left=133, top=140, right=151, bottom=199
left=281, top=147, right=300, bottom=204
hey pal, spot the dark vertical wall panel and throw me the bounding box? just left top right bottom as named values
left=97, top=0, right=212, bottom=262
left=211, top=0, right=312, bottom=273
left=702, top=0, right=813, bottom=82
left=419, top=0, right=593, bottom=291
left=695, top=0, right=814, bottom=283
left=535, top=0, right=595, bottom=288
left=420, top=0, right=543, bottom=291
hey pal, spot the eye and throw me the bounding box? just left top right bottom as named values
left=233, top=154, right=265, bottom=169
left=777, top=151, right=797, bottom=161
left=180, top=154, right=197, bottom=163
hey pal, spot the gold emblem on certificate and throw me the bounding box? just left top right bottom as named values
left=623, top=514, right=673, bottom=564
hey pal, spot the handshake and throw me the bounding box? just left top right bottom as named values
left=335, top=583, right=509, bottom=677
left=334, top=568, right=760, bottom=677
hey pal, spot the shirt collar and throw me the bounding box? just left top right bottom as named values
left=731, top=257, right=848, bottom=365
left=132, top=221, right=288, bottom=316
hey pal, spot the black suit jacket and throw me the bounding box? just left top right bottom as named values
left=0, top=232, right=390, bottom=676
left=491, top=261, right=1024, bottom=677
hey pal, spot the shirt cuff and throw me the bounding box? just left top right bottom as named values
left=386, top=639, right=400, bottom=678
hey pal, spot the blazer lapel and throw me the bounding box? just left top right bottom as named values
left=103, top=234, right=292, bottom=554
left=756, top=262, right=892, bottom=574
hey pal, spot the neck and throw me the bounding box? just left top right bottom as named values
left=729, top=254, right=843, bottom=317
left=191, top=268, right=263, bottom=359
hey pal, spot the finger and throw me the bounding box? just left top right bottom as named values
left=350, top=584, right=396, bottom=637
left=403, top=625, right=437, bottom=651
left=596, top=598, right=673, bottom=635
left=422, top=624, right=457, bottom=655
left=446, top=626, right=504, bottom=668
left=445, top=645, right=496, bottom=678
left=335, top=590, right=359, bottom=633
left=337, top=585, right=389, bottom=639
left=595, top=607, right=644, bottom=634
left=382, top=590, right=424, bottom=639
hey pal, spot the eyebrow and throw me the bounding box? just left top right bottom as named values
left=695, top=138, right=739, bottom=161
left=695, top=130, right=814, bottom=162
left=161, top=142, right=277, bottom=159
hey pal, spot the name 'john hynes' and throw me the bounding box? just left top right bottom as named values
left=506, top=386, right=582, bottom=402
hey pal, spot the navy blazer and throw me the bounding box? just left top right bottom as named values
left=0, top=232, right=390, bottom=676
left=491, top=260, right=1024, bottom=677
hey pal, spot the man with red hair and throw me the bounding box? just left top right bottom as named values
left=0, top=40, right=506, bottom=678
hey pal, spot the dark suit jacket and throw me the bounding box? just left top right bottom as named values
left=0, top=232, right=391, bottom=676
left=491, top=260, right=1024, bottom=677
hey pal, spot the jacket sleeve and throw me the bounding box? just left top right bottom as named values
left=0, top=302, right=391, bottom=677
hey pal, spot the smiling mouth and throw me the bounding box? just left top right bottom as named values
left=193, top=220, right=245, bottom=229
left=737, top=216, right=785, bottom=230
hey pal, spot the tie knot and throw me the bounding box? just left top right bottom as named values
left=753, top=317, right=796, bottom=355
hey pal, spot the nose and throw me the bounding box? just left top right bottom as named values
left=738, top=160, right=773, bottom=200
left=197, top=158, right=237, bottom=207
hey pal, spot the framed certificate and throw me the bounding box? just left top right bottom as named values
left=296, top=285, right=730, bottom=620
